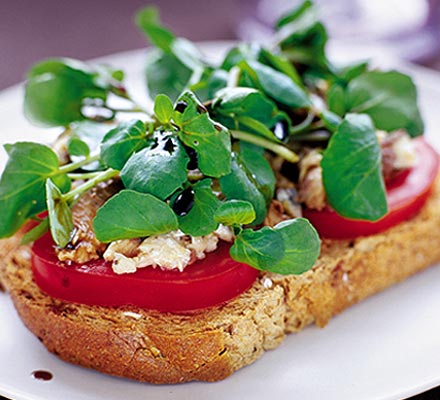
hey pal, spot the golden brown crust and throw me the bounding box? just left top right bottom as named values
left=1, top=175, right=440, bottom=383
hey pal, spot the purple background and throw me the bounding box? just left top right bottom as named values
left=0, top=0, right=241, bottom=90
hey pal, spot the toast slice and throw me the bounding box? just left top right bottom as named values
left=1, top=175, right=440, bottom=384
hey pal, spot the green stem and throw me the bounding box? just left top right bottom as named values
left=227, top=66, right=241, bottom=88
left=231, top=130, right=299, bottom=162
left=67, top=171, right=103, bottom=180
left=108, top=106, right=149, bottom=114
left=291, top=110, right=315, bottom=135
left=64, top=168, right=119, bottom=202
left=59, top=153, right=100, bottom=173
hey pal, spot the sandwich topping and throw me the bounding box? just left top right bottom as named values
left=104, top=225, right=233, bottom=274
left=0, top=1, right=438, bottom=311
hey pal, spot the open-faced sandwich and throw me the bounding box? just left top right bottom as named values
left=1, top=1, right=440, bottom=384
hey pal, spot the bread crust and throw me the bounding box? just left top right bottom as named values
left=1, top=175, right=440, bottom=383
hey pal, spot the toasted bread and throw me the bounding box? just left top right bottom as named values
left=1, top=175, right=440, bottom=383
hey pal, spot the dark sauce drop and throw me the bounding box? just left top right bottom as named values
left=272, top=120, right=290, bottom=142
left=184, top=145, right=198, bottom=170
left=172, top=188, right=195, bottom=216
left=175, top=101, right=188, bottom=113
left=32, top=370, right=53, bottom=381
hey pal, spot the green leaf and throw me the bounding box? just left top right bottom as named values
left=211, top=87, right=289, bottom=140
left=238, top=142, right=276, bottom=205
left=275, top=0, right=328, bottom=68
left=20, top=218, right=49, bottom=245
left=135, top=7, right=175, bottom=51
left=69, top=121, right=113, bottom=170
left=137, top=7, right=206, bottom=99
left=219, top=152, right=267, bottom=225
left=154, top=94, right=174, bottom=124
left=321, top=114, right=387, bottom=220
left=175, top=91, right=231, bottom=178
left=236, top=116, right=280, bottom=141
left=327, top=83, right=347, bottom=116
left=221, top=43, right=261, bottom=71
left=175, top=179, right=221, bottom=236
left=214, top=200, right=256, bottom=226
left=320, top=110, right=342, bottom=132
left=24, top=58, right=113, bottom=127
left=270, top=218, right=320, bottom=275
left=346, top=71, right=424, bottom=136
left=145, top=49, right=192, bottom=101
left=230, top=227, right=284, bottom=270
left=100, top=119, right=148, bottom=170
left=68, top=136, right=90, bottom=157
left=93, top=190, right=178, bottom=242
left=258, top=48, right=302, bottom=87
left=120, top=132, right=189, bottom=200
left=197, top=69, right=229, bottom=100
left=335, top=60, right=369, bottom=83
left=0, top=142, right=70, bottom=238
left=240, top=60, right=311, bottom=108
left=46, top=179, right=74, bottom=248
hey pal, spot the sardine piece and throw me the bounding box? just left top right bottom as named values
left=57, top=179, right=122, bottom=264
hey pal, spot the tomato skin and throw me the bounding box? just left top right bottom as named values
left=303, top=137, right=439, bottom=239
left=31, top=234, right=259, bottom=313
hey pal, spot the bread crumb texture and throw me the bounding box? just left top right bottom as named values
left=1, top=176, right=440, bottom=383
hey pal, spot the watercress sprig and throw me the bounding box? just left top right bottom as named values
left=0, top=0, right=426, bottom=278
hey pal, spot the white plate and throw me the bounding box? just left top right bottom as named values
left=1, top=43, right=440, bottom=400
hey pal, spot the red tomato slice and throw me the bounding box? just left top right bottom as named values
left=303, top=137, right=439, bottom=239
left=31, top=234, right=258, bottom=312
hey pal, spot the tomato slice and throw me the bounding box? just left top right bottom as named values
left=303, top=137, right=439, bottom=239
left=31, top=234, right=258, bottom=313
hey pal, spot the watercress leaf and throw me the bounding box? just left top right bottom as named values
left=0, top=142, right=70, bottom=238
left=20, top=218, right=49, bottom=245
left=321, top=114, right=387, bottom=221
left=220, top=43, right=261, bottom=71
left=68, top=120, right=114, bottom=169
left=100, top=120, right=148, bottom=170
left=335, top=60, right=369, bottom=83
left=175, top=91, right=231, bottom=177
left=212, top=87, right=280, bottom=126
left=258, top=48, right=302, bottom=87
left=154, top=94, right=174, bottom=124
left=175, top=179, right=221, bottom=236
left=68, top=136, right=90, bottom=157
left=346, top=70, right=424, bottom=136
left=236, top=115, right=280, bottom=141
left=270, top=218, right=320, bottom=275
left=275, top=0, right=312, bottom=29
left=24, top=58, right=111, bottom=127
left=214, top=200, right=256, bottom=226
left=275, top=0, right=328, bottom=68
left=189, top=68, right=229, bottom=102
left=121, top=132, right=189, bottom=200
left=94, top=190, right=178, bottom=242
left=171, top=38, right=206, bottom=71
left=136, top=6, right=205, bottom=68
left=135, top=7, right=175, bottom=51
left=46, top=179, right=74, bottom=248
left=219, top=152, right=267, bottom=225
left=238, top=142, right=276, bottom=205
left=179, top=116, right=231, bottom=177
left=327, top=83, right=347, bottom=116
left=145, top=49, right=192, bottom=101
left=320, top=110, right=342, bottom=132
left=230, top=227, right=284, bottom=270
left=242, top=60, right=311, bottom=108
